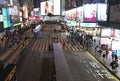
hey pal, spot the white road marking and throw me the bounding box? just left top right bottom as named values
left=93, top=74, right=97, bottom=78
left=83, top=61, right=86, bottom=63
left=86, top=64, right=88, bottom=68
left=87, top=70, right=90, bottom=74
left=102, top=70, right=114, bottom=79
left=95, top=70, right=104, bottom=79
left=79, top=59, right=82, bottom=63
left=89, top=68, right=92, bottom=72
left=90, top=62, right=100, bottom=69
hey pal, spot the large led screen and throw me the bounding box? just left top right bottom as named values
left=0, top=8, right=3, bottom=22
left=2, top=8, right=11, bottom=28
left=109, top=5, right=120, bottom=22
left=76, top=7, right=83, bottom=22
left=54, top=0, right=60, bottom=15
left=97, top=3, right=107, bottom=21
left=65, top=8, right=76, bottom=20
left=41, top=0, right=60, bottom=15
left=41, top=1, right=53, bottom=15
left=84, top=4, right=97, bottom=22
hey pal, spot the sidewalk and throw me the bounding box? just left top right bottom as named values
left=87, top=44, right=120, bottom=79
left=62, top=31, right=120, bottom=79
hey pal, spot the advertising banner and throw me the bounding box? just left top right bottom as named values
left=97, top=3, right=107, bottom=21
left=2, top=8, right=11, bottom=28
left=0, top=8, right=3, bottom=22
left=41, top=0, right=60, bottom=15
left=84, top=4, right=97, bottom=22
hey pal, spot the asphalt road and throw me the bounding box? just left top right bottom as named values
left=64, top=50, right=117, bottom=81
left=16, top=24, right=119, bottom=81
left=16, top=31, right=55, bottom=81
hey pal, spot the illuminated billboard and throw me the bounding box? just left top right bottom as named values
left=0, top=8, right=3, bottom=22
left=97, top=3, right=107, bottom=21
left=65, top=7, right=83, bottom=22
left=41, top=0, right=60, bottom=15
left=54, top=0, right=60, bottom=15
left=76, top=7, right=83, bottom=22
left=2, top=8, right=11, bottom=28
left=84, top=4, right=97, bottom=22
left=65, top=8, right=76, bottom=20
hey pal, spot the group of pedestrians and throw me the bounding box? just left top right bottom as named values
left=0, top=26, right=30, bottom=51
left=95, top=45, right=119, bottom=72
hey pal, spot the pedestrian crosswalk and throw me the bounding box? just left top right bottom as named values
left=58, top=38, right=82, bottom=51
left=31, top=38, right=82, bottom=51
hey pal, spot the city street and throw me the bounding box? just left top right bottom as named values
left=64, top=50, right=117, bottom=81
left=16, top=24, right=119, bottom=81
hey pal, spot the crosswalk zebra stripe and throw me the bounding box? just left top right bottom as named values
left=42, top=39, right=45, bottom=50
left=45, top=39, right=48, bottom=50
left=32, top=39, right=39, bottom=51
left=31, top=38, right=82, bottom=51
left=35, top=39, right=41, bottom=51
left=39, top=39, right=43, bottom=51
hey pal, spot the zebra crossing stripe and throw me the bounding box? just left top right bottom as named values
left=42, top=39, right=46, bottom=50
left=35, top=39, right=41, bottom=51
left=39, top=39, right=43, bottom=51
left=73, top=45, right=79, bottom=51
left=31, top=38, right=82, bottom=51
left=32, top=39, right=38, bottom=51
left=45, top=39, right=48, bottom=50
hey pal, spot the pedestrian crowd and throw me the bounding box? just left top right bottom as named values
left=95, top=45, right=119, bottom=72
left=0, top=26, right=30, bottom=51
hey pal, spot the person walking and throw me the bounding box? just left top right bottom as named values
left=106, top=50, right=109, bottom=58
left=110, top=60, right=119, bottom=72
left=111, top=51, right=115, bottom=61
left=48, top=43, right=51, bottom=53
left=63, top=42, right=65, bottom=48
left=114, top=54, right=118, bottom=61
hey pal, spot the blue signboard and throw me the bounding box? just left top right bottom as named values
left=2, top=8, right=11, bottom=28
